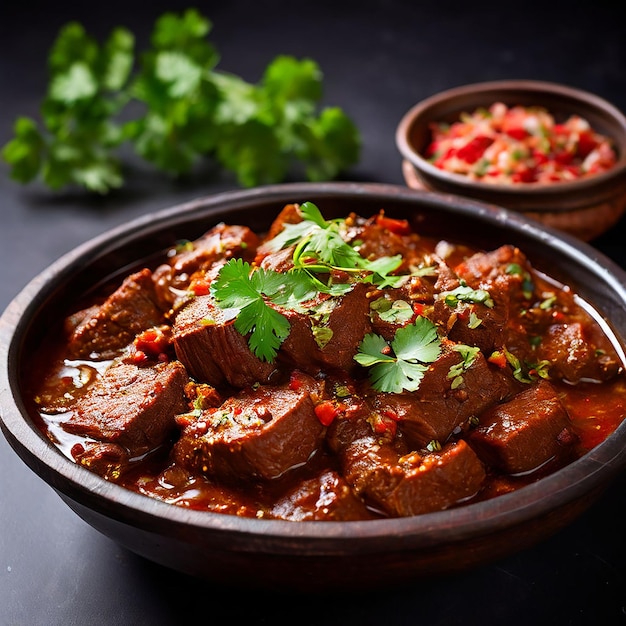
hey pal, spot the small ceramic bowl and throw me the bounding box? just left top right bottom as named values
left=2, top=182, right=626, bottom=591
left=396, top=80, right=626, bottom=240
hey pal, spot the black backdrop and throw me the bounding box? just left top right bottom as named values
left=1, top=1, right=626, bottom=624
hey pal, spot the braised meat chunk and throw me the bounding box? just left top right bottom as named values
left=372, top=346, right=511, bottom=448
left=277, top=281, right=372, bottom=374
left=270, top=469, right=376, bottom=521
left=173, top=373, right=325, bottom=484
left=66, top=268, right=165, bottom=359
left=172, top=294, right=277, bottom=389
left=536, top=322, right=622, bottom=383
left=64, top=359, right=189, bottom=456
left=467, top=380, right=577, bottom=474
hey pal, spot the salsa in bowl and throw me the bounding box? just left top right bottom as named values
left=396, top=80, right=626, bottom=240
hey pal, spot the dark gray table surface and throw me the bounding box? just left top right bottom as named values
left=2, top=1, right=626, bottom=624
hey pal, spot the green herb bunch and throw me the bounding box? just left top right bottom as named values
left=2, top=9, right=361, bottom=194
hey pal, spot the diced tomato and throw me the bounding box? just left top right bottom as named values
left=576, top=130, right=598, bottom=158
left=289, top=371, right=304, bottom=391
left=487, top=351, right=507, bottom=369
left=314, top=401, right=340, bottom=426
left=375, top=213, right=411, bottom=235
left=504, top=127, right=528, bottom=141
left=134, top=326, right=170, bottom=358
left=425, top=103, right=616, bottom=184
left=370, top=413, right=397, bottom=437
left=511, top=167, right=537, bottom=183
left=191, top=279, right=210, bottom=296
left=456, top=136, right=493, bottom=164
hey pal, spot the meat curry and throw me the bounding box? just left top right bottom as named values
left=29, top=202, right=626, bottom=521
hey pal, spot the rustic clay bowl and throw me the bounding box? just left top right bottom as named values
left=396, top=80, right=626, bottom=240
left=2, top=182, right=626, bottom=591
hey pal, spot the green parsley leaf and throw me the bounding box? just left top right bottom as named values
left=354, top=316, right=442, bottom=393
left=442, top=280, right=494, bottom=308
left=371, top=297, right=414, bottom=323
left=2, top=10, right=361, bottom=194
left=447, top=344, right=480, bottom=388
left=264, top=202, right=403, bottom=287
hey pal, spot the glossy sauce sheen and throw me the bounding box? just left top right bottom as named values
left=27, top=205, right=626, bottom=521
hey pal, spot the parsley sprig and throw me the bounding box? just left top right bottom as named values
left=211, top=258, right=318, bottom=362
left=265, top=202, right=404, bottom=288
left=2, top=9, right=361, bottom=194
left=211, top=203, right=406, bottom=363
left=354, top=316, right=442, bottom=393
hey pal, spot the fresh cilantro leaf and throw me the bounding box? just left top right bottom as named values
left=368, top=359, right=428, bottom=395
left=443, top=281, right=494, bottom=308
left=2, top=21, right=131, bottom=193
left=506, top=262, right=534, bottom=298
left=2, top=10, right=361, bottom=194
left=448, top=344, right=480, bottom=388
left=371, top=297, right=414, bottom=323
left=2, top=118, right=45, bottom=183
left=392, top=316, right=441, bottom=364
left=265, top=202, right=402, bottom=287
left=211, top=258, right=319, bottom=362
left=354, top=316, right=442, bottom=393
left=503, top=347, right=551, bottom=383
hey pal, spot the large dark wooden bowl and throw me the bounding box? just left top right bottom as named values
left=2, top=182, right=626, bottom=591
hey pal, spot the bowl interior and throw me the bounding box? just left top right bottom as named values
left=3, top=182, right=626, bottom=587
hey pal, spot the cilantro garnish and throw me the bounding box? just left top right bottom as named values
left=442, top=280, right=494, bottom=308
left=447, top=344, right=480, bottom=389
left=354, top=316, right=442, bottom=393
left=502, top=347, right=550, bottom=383
left=370, top=297, right=414, bottom=323
left=211, top=258, right=318, bottom=362
left=265, top=202, right=404, bottom=288
left=2, top=10, right=360, bottom=194
left=505, top=263, right=534, bottom=299
left=211, top=203, right=417, bottom=368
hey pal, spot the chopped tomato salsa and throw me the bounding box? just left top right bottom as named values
left=425, top=103, right=617, bottom=184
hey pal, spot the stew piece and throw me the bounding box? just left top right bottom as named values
left=29, top=202, right=626, bottom=521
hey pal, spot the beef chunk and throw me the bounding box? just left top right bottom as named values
left=467, top=380, right=577, bottom=474
left=278, top=281, right=372, bottom=374
left=172, top=294, right=277, bottom=389
left=454, top=245, right=534, bottom=318
left=342, top=437, right=485, bottom=517
left=152, top=224, right=259, bottom=308
left=343, top=210, right=429, bottom=272
left=71, top=441, right=129, bottom=481
left=270, top=469, right=376, bottom=521
left=536, top=322, right=622, bottom=383
left=173, top=374, right=325, bottom=484
left=64, top=359, right=189, bottom=456
left=372, top=347, right=510, bottom=448
left=325, top=397, right=486, bottom=517
left=382, top=441, right=486, bottom=516
left=168, top=223, right=259, bottom=278
left=432, top=263, right=508, bottom=355
left=66, top=268, right=165, bottom=359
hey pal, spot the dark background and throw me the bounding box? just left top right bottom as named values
left=1, top=1, right=626, bottom=624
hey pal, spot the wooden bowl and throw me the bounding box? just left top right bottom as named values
left=396, top=80, right=626, bottom=240
left=2, top=182, right=626, bottom=591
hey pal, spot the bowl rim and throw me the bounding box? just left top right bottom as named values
left=395, top=79, right=626, bottom=197
left=2, top=181, right=626, bottom=554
